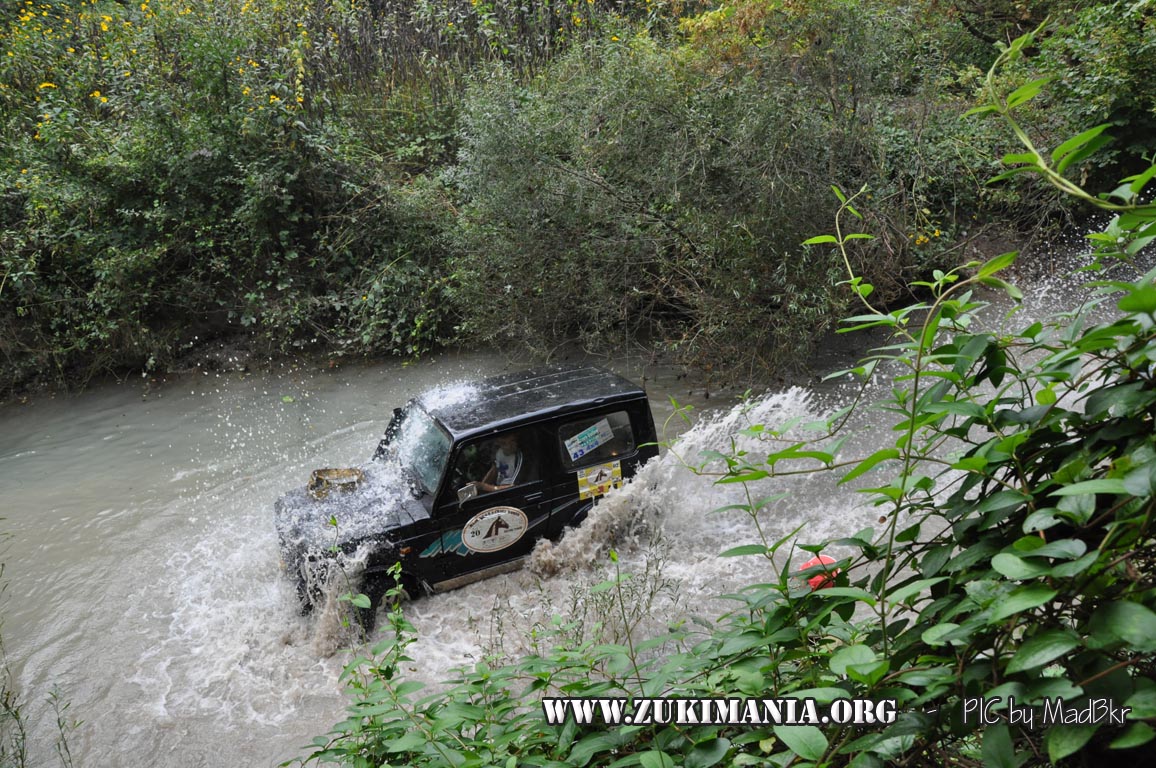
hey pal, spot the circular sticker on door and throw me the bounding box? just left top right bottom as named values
left=462, top=506, right=528, bottom=553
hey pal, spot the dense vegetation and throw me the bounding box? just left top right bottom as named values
left=303, top=28, right=1156, bottom=767
left=2, top=0, right=1152, bottom=396
left=1, top=1, right=1153, bottom=766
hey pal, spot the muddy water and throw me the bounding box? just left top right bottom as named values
left=1, top=353, right=778, bottom=767
left=0, top=259, right=1101, bottom=767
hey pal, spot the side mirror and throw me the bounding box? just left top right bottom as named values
left=457, top=484, right=479, bottom=503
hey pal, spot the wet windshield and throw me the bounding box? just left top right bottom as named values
left=392, top=405, right=452, bottom=496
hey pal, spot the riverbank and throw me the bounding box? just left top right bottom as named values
left=7, top=0, right=1151, bottom=405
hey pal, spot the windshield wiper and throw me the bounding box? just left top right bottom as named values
left=400, top=465, right=427, bottom=499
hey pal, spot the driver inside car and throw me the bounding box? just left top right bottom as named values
left=472, top=432, right=522, bottom=494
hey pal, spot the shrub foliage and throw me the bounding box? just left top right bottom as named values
left=4, top=0, right=1148, bottom=395
left=302, top=27, right=1156, bottom=768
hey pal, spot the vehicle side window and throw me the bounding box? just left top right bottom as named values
left=447, top=429, right=539, bottom=501
left=558, top=411, right=636, bottom=470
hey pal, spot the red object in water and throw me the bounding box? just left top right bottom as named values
left=799, top=554, right=839, bottom=590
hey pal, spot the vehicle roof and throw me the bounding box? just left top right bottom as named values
left=417, top=365, right=649, bottom=439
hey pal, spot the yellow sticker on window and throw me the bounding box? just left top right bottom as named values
left=577, top=460, right=622, bottom=500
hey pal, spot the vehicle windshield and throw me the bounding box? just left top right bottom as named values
left=392, top=404, right=452, bottom=496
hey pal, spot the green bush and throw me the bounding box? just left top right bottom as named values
left=0, top=0, right=462, bottom=392
left=301, top=28, right=1156, bottom=768
left=448, top=1, right=1010, bottom=373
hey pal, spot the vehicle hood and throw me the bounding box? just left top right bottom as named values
left=274, top=459, right=430, bottom=561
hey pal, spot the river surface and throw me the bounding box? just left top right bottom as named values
left=0, top=258, right=1109, bottom=767
left=2, top=352, right=825, bottom=767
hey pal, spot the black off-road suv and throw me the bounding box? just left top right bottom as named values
left=274, top=365, right=659, bottom=626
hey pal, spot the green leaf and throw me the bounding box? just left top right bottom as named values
left=886, top=577, right=948, bottom=606
left=1110, top=723, right=1154, bottom=750
left=1051, top=478, right=1129, bottom=496
left=1023, top=508, right=1061, bottom=533
left=1123, top=463, right=1156, bottom=496
left=977, top=251, right=1017, bottom=278
left=977, top=276, right=1023, bottom=301
left=830, top=644, right=875, bottom=676
left=392, top=680, right=426, bottom=697
left=1051, top=124, right=1112, bottom=165
left=802, top=235, right=838, bottom=245
left=1005, top=76, right=1053, bottom=109
left=773, top=726, right=827, bottom=761
left=982, top=725, right=1016, bottom=768
left=387, top=730, right=429, bottom=753
left=1046, top=724, right=1096, bottom=763
left=811, top=587, right=875, bottom=605
left=720, top=544, right=769, bottom=558
left=921, top=623, right=961, bottom=646
left=349, top=593, right=372, bottom=609
left=568, top=733, right=617, bottom=767
left=717, top=469, right=769, bottom=484
left=1125, top=163, right=1156, bottom=195
left=639, top=751, right=677, bottom=768
left=1093, top=603, right=1156, bottom=652
left=1006, top=630, right=1080, bottom=673
left=1118, top=283, right=1156, bottom=314
left=1050, top=552, right=1097, bottom=578
left=846, top=659, right=890, bottom=687
left=685, top=738, right=731, bottom=768
left=840, top=448, right=900, bottom=484
left=989, top=585, right=1056, bottom=622
left=1018, top=538, right=1086, bottom=561
left=1002, top=151, right=1039, bottom=166
left=1124, top=689, right=1156, bottom=719
left=964, top=103, right=999, bottom=117
left=1056, top=133, right=1114, bottom=175
left=991, top=553, right=1050, bottom=580
left=988, top=166, right=1037, bottom=184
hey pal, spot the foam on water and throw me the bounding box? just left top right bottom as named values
left=6, top=258, right=1133, bottom=768
left=419, top=380, right=480, bottom=411
left=1, top=360, right=885, bottom=766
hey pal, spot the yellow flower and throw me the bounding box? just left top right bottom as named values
left=242, top=86, right=250, bottom=96
left=90, top=90, right=100, bottom=98
left=38, top=82, right=56, bottom=89
left=20, top=168, right=27, bottom=174
left=269, top=94, right=280, bottom=102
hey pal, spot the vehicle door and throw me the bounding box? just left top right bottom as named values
left=546, top=406, right=644, bottom=537
left=419, top=426, right=551, bottom=584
